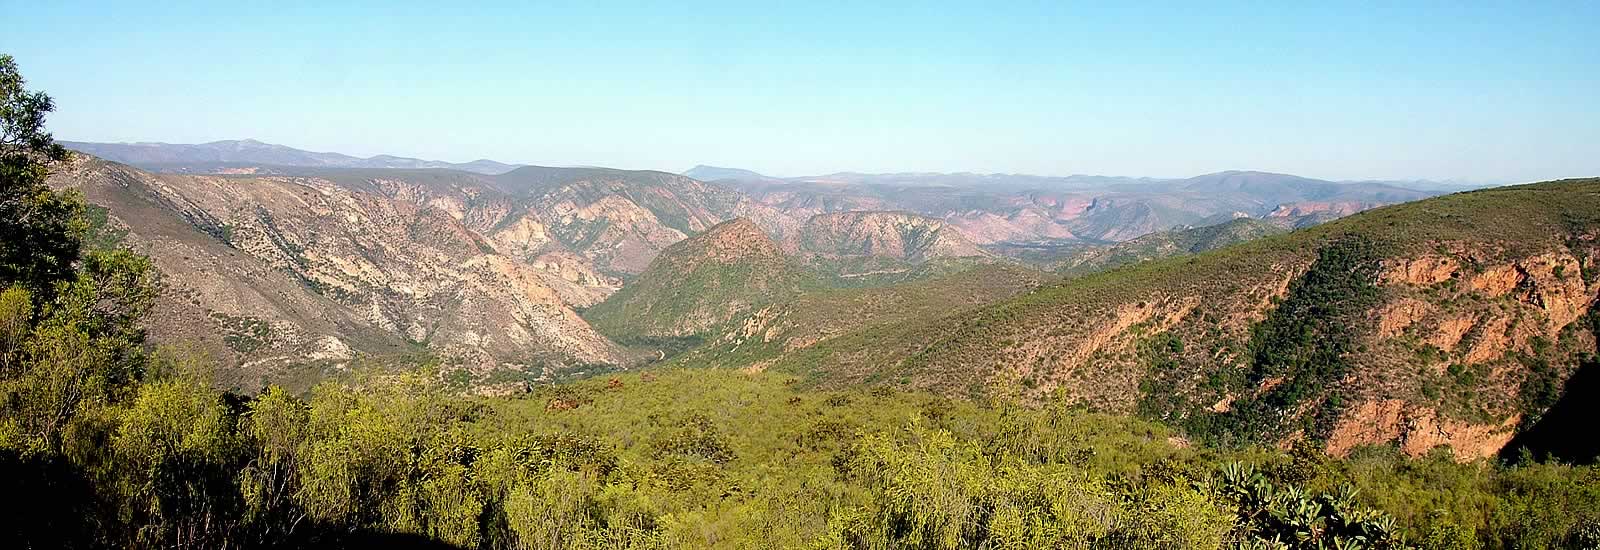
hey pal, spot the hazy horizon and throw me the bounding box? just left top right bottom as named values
left=54, top=137, right=1523, bottom=185
left=8, top=1, right=1597, bottom=182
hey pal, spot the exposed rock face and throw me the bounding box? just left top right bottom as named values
left=797, top=211, right=989, bottom=262
left=391, top=166, right=802, bottom=279
left=1380, top=255, right=1460, bottom=286
left=1325, top=400, right=1522, bottom=460
left=1268, top=201, right=1387, bottom=218
left=525, top=250, right=621, bottom=308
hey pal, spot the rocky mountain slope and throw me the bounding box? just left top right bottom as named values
left=728, top=178, right=1600, bottom=460
left=792, top=210, right=1001, bottom=286
left=487, top=166, right=801, bottom=276
left=64, top=141, right=1439, bottom=269
left=583, top=219, right=819, bottom=341
left=158, top=163, right=802, bottom=282
left=63, top=139, right=522, bottom=174
left=43, top=146, right=1484, bottom=419
left=46, top=155, right=630, bottom=389
left=797, top=210, right=989, bottom=262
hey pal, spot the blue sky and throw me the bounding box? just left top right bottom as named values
left=3, top=1, right=1596, bottom=181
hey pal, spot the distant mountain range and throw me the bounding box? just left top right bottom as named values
left=711, top=167, right=1441, bottom=245
left=61, top=141, right=1456, bottom=253
left=684, top=165, right=1494, bottom=192
left=686, top=165, right=1171, bottom=190
left=62, top=139, right=523, bottom=175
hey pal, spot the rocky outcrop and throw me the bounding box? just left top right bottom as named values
left=1268, top=201, right=1384, bottom=218
left=1380, top=255, right=1460, bottom=286
left=1325, top=400, right=1521, bottom=460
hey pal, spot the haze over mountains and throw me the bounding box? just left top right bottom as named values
left=704, top=164, right=1442, bottom=250
left=685, top=164, right=1491, bottom=193
left=63, top=139, right=524, bottom=175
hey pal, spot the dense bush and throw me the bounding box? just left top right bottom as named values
left=1143, top=236, right=1387, bottom=448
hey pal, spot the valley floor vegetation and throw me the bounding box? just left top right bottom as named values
left=6, top=355, right=1600, bottom=549
left=5, top=54, right=1600, bottom=550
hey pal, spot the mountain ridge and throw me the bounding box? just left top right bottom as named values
left=62, top=139, right=524, bottom=175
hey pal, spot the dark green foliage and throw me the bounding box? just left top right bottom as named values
left=1134, top=237, right=1387, bottom=447
left=1225, top=236, right=1386, bottom=444
left=1136, top=331, right=1194, bottom=422
left=608, top=334, right=705, bottom=361
left=80, top=204, right=128, bottom=251
left=211, top=312, right=273, bottom=353
left=503, top=432, right=618, bottom=476
left=1, top=54, right=81, bottom=304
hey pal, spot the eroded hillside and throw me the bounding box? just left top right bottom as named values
left=46, top=155, right=634, bottom=388
left=797, top=210, right=988, bottom=262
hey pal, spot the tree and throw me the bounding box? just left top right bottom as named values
left=0, top=53, right=156, bottom=455
left=0, top=53, right=83, bottom=303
